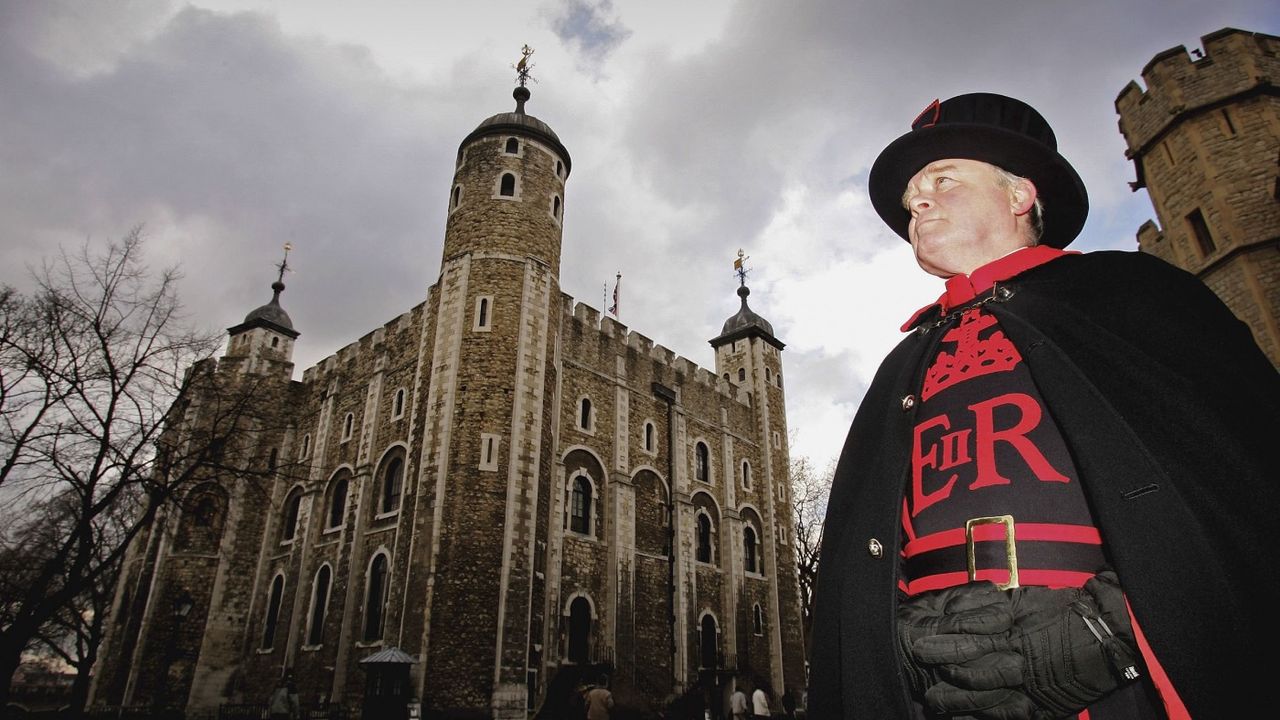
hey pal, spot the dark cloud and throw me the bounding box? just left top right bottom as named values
left=550, top=0, right=633, bottom=64
left=1, top=0, right=1275, bottom=466
left=0, top=3, right=474, bottom=365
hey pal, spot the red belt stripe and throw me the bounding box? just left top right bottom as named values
left=903, top=522, right=1102, bottom=558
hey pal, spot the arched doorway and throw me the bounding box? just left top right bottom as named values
left=568, top=597, right=591, bottom=663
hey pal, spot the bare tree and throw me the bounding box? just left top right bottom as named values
left=0, top=228, right=258, bottom=706
left=789, top=454, right=833, bottom=656
left=5, top=494, right=122, bottom=716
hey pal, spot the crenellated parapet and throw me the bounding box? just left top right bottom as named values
left=561, top=293, right=743, bottom=403
left=300, top=304, right=424, bottom=385
left=1116, top=26, right=1280, bottom=367
left=1116, top=27, right=1279, bottom=179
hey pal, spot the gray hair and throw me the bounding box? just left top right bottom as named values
left=992, top=166, right=1044, bottom=244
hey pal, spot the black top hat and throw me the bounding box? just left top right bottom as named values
left=868, top=93, right=1088, bottom=249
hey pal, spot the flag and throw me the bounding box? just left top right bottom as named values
left=608, top=273, right=621, bottom=316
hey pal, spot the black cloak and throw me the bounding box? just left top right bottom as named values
left=808, top=251, right=1280, bottom=718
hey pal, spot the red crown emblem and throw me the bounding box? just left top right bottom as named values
left=921, top=309, right=1022, bottom=401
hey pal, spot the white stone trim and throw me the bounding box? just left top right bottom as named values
left=479, top=433, right=501, bottom=472
left=473, top=295, right=494, bottom=332
left=303, top=562, right=334, bottom=649
left=391, top=387, right=407, bottom=420
left=494, top=171, right=522, bottom=200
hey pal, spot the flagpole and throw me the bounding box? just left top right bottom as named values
left=611, top=271, right=621, bottom=318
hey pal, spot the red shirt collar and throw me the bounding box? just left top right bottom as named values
left=901, top=245, right=1077, bottom=331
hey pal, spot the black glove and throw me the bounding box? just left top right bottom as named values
left=1009, top=571, right=1141, bottom=719
left=896, top=583, right=1015, bottom=699
left=905, top=586, right=1034, bottom=720
left=924, top=681, right=1041, bottom=720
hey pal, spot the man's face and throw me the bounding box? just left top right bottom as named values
left=902, top=158, right=1031, bottom=278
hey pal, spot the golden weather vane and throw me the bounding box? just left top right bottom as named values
left=514, top=44, right=535, bottom=87
left=733, top=248, right=750, bottom=285
left=275, top=243, right=293, bottom=284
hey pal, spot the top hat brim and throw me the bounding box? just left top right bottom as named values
left=868, top=122, right=1089, bottom=249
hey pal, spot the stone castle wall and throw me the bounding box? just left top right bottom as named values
left=1116, top=28, right=1280, bottom=366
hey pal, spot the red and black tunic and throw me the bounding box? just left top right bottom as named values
left=900, top=247, right=1164, bottom=719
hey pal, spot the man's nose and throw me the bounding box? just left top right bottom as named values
left=909, top=193, right=933, bottom=214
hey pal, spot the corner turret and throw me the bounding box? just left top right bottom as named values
left=224, top=244, right=299, bottom=378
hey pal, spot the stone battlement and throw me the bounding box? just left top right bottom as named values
left=301, top=303, right=424, bottom=384
left=561, top=293, right=739, bottom=400
left=1116, top=28, right=1280, bottom=153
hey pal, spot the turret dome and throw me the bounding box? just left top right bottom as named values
left=710, top=284, right=783, bottom=350
left=460, top=86, right=572, bottom=175
left=228, top=280, right=299, bottom=339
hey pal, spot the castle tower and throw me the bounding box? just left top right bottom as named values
left=223, top=247, right=299, bottom=378
left=411, top=66, right=570, bottom=716
left=1116, top=27, right=1280, bottom=366
left=708, top=257, right=804, bottom=700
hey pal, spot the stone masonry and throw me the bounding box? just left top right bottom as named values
left=1117, top=27, right=1280, bottom=366
left=90, top=84, right=807, bottom=720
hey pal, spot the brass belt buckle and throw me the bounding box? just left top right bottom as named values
left=965, top=515, right=1019, bottom=590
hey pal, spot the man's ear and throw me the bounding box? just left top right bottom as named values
left=1010, top=177, right=1038, bottom=217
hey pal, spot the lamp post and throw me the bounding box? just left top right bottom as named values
left=161, top=589, right=194, bottom=719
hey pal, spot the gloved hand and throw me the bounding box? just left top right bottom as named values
left=896, top=582, right=1015, bottom=699
left=903, top=584, right=1033, bottom=719
left=1009, top=571, right=1141, bottom=719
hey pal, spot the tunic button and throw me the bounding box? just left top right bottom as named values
left=868, top=538, right=883, bottom=558
left=901, top=395, right=915, bottom=411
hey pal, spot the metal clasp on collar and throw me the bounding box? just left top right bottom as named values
left=965, top=515, right=1019, bottom=590
left=922, top=284, right=1016, bottom=333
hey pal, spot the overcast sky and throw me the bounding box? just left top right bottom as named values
left=2, top=0, right=1275, bottom=468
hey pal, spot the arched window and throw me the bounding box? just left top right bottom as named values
left=742, top=460, right=751, bottom=489
left=505, top=137, right=519, bottom=154
left=553, top=196, right=562, bottom=219
left=567, top=597, right=591, bottom=663
left=267, top=448, right=278, bottom=473
left=695, top=442, right=710, bottom=483
left=776, top=373, right=783, bottom=389
left=579, top=398, right=592, bottom=431
left=555, top=160, right=564, bottom=177
left=380, top=456, right=404, bottom=515
left=261, top=574, right=285, bottom=649
left=300, top=434, right=311, bottom=459
left=307, top=565, right=332, bottom=646
left=697, top=514, right=713, bottom=563
left=765, top=367, right=771, bottom=382
left=500, top=173, right=516, bottom=197
left=393, top=388, right=406, bottom=418
left=280, top=488, right=303, bottom=543
left=744, top=525, right=759, bottom=574
left=363, top=553, right=390, bottom=641
left=737, top=367, right=746, bottom=382
left=722, top=373, right=729, bottom=382
left=450, top=185, right=461, bottom=209
left=175, top=487, right=226, bottom=553
left=341, top=412, right=355, bottom=441
left=699, top=614, right=718, bottom=669
left=570, top=475, right=591, bottom=534
left=327, top=476, right=349, bottom=530
left=753, top=603, right=764, bottom=635
left=644, top=422, right=656, bottom=453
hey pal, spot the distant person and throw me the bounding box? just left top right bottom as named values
left=750, top=680, right=769, bottom=720
left=584, top=674, right=614, bottom=720
left=729, top=681, right=749, bottom=720
left=268, top=672, right=300, bottom=720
